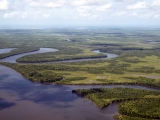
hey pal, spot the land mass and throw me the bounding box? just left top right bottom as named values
left=0, top=28, right=160, bottom=120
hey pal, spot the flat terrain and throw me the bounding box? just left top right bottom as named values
left=0, top=27, right=160, bottom=87
left=73, top=88, right=160, bottom=120
left=0, top=27, right=160, bottom=120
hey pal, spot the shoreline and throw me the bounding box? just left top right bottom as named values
left=1, top=63, right=160, bottom=91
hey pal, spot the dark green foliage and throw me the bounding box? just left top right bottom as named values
left=105, top=62, right=130, bottom=74
left=118, top=99, right=160, bottom=119
left=1, top=63, right=63, bottom=83
left=73, top=88, right=160, bottom=108
left=17, top=52, right=106, bottom=63
left=119, top=49, right=160, bottom=58
left=114, top=114, right=150, bottom=120
left=123, top=77, right=157, bottom=87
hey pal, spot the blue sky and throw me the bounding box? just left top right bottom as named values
left=0, top=0, right=160, bottom=28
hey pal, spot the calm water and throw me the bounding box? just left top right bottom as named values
left=0, top=48, right=159, bottom=120
left=0, top=48, right=15, bottom=54
left=0, top=48, right=58, bottom=63
left=0, top=48, right=118, bottom=63
left=0, top=65, right=118, bottom=120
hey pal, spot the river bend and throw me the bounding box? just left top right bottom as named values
left=0, top=48, right=159, bottom=120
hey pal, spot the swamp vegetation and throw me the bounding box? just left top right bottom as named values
left=0, top=27, right=160, bottom=119
left=73, top=88, right=160, bottom=120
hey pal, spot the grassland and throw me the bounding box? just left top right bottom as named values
left=1, top=54, right=160, bottom=87
left=0, top=28, right=160, bottom=87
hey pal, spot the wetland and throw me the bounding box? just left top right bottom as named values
left=0, top=27, right=160, bottom=120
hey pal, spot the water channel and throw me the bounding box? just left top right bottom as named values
left=0, top=48, right=159, bottom=120
left=0, top=48, right=15, bottom=54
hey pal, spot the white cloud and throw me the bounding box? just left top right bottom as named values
left=152, top=0, right=160, bottom=7
left=127, top=2, right=147, bottom=10
left=154, top=14, right=160, bottom=18
left=117, top=11, right=126, bottom=16
left=77, top=6, right=92, bottom=18
left=91, top=14, right=98, bottom=18
left=96, top=4, right=112, bottom=12
left=30, top=11, right=41, bottom=19
left=129, top=11, right=155, bottom=19
left=72, top=0, right=100, bottom=6
left=21, top=12, right=28, bottom=18
left=3, top=11, right=19, bottom=18
left=29, top=1, right=62, bottom=8
left=79, top=13, right=90, bottom=17
left=29, top=1, right=39, bottom=7
left=77, top=6, right=90, bottom=13
left=131, top=12, right=138, bottom=16
left=42, top=13, right=50, bottom=18
left=0, top=0, right=160, bottom=26
left=0, top=0, right=9, bottom=10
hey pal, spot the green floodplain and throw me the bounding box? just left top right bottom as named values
left=0, top=27, right=160, bottom=120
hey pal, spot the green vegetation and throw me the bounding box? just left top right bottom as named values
left=72, top=88, right=160, bottom=108
left=0, top=27, right=160, bottom=120
left=1, top=58, right=160, bottom=86
left=118, top=99, right=160, bottom=119
left=73, top=88, right=160, bottom=119
left=0, top=28, right=160, bottom=85
left=114, top=114, right=150, bottom=120
left=16, top=48, right=106, bottom=63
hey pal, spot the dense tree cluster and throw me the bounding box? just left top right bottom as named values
left=118, top=99, right=160, bottom=119
left=72, top=88, right=160, bottom=108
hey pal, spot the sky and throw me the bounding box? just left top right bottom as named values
left=0, top=0, right=160, bottom=28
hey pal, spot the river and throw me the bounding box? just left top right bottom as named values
left=0, top=48, right=58, bottom=63
left=0, top=48, right=117, bottom=63
left=0, top=48, right=159, bottom=120
left=0, top=48, right=15, bottom=54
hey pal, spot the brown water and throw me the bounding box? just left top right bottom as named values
left=0, top=65, right=119, bottom=120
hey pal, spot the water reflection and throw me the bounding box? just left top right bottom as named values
left=0, top=48, right=15, bottom=54
left=0, top=48, right=159, bottom=120
left=0, top=65, right=160, bottom=120
left=0, top=48, right=58, bottom=63
left=0, top=98, right=15, bottom=111
left=0, top=65, right=119, bottom=120
left=0, top=48, right=118, bottom=63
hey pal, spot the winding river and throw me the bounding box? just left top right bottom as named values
left=0, top=48, right=117, bottom=63
left=0, top=48, right=58, bottom=63
left=0, top=48, right=159, bottom=120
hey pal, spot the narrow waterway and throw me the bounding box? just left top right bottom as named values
left=0, top=48, right=58, bottom=63
left=0, top=48, right=118, bottom=63
left=0, top=48, right=159, bottom=120
left=0, top=48, right=15, bottom=54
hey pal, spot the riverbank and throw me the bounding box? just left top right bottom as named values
left=0, top=28, right=160, bottom=120
left=72, top=88, right=160, bottom=120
